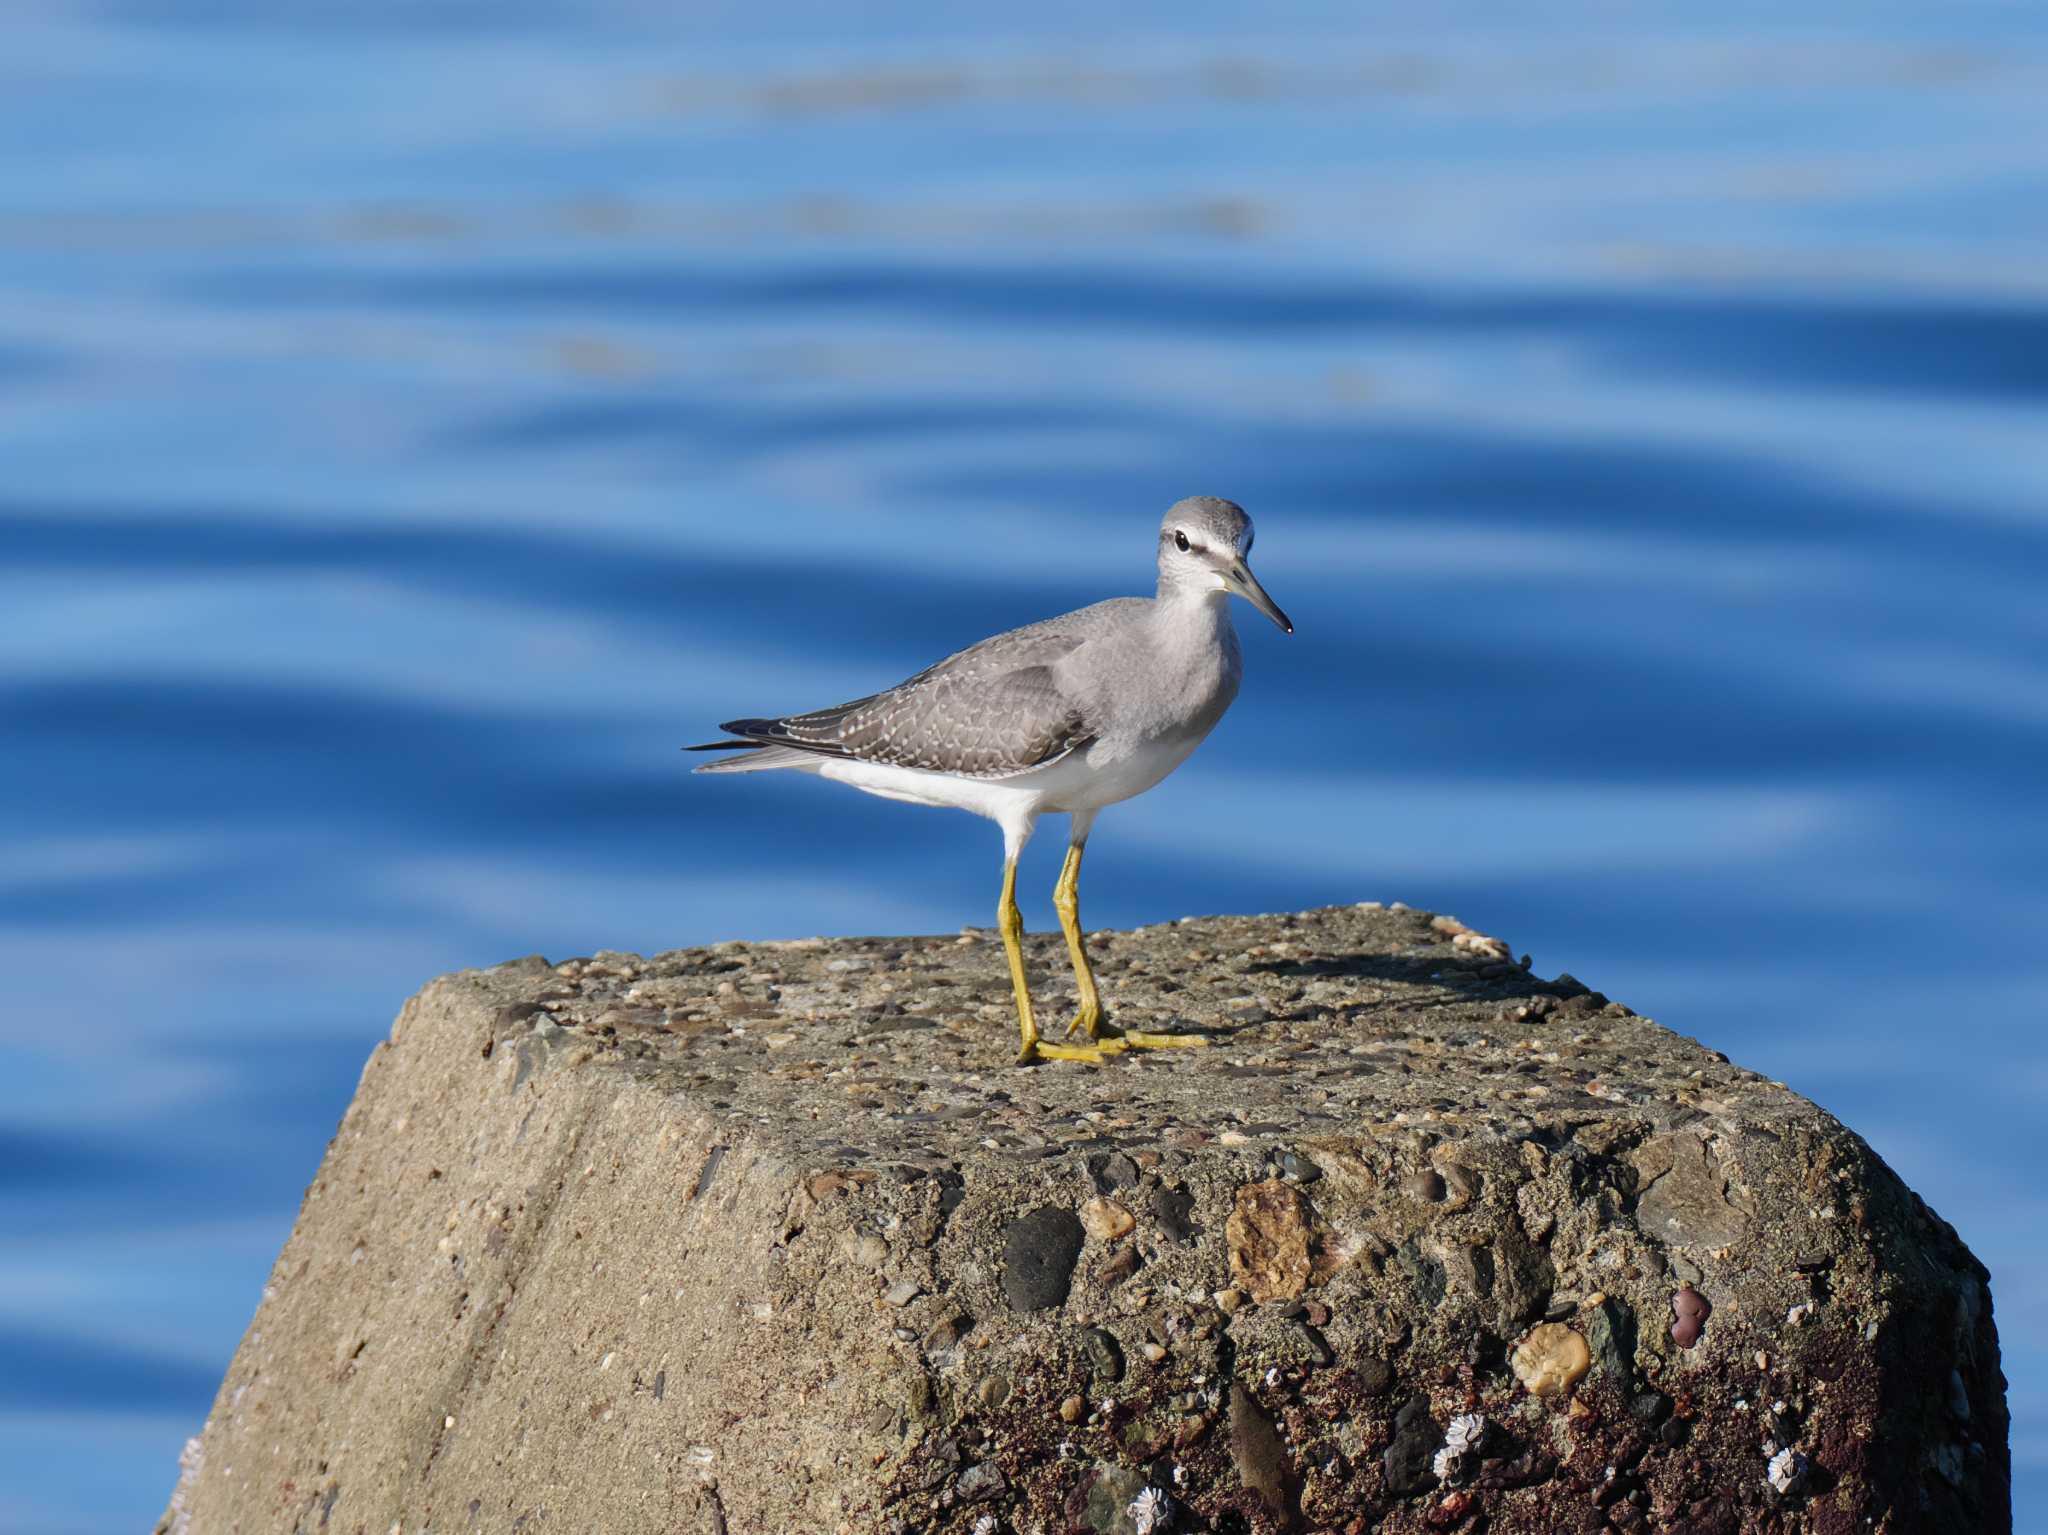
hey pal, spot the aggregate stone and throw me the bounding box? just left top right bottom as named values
left=1228, top=1383, right=1295, bottom=1527
left=1152, top=1184, right=1200, bottom=1245
left=1087, top=1151, right=1141, bottom=1193
left=1002, top=1206, right=1084, bottom=1311
left=1586, top=1295, right=1639, bottom=1390
left=159, top=902, right=2012, bottom=1535
left=1082, top=1326, right=1125, bottom=1384
left=1226, top=1178, right=1316, bottom=1302
left=957, top=1458, right=1005, bottom=1502
left=1383, top=1393, right=1441, bottom=1497
left=1353, top=1355, right=1394, bottom=1396
left=1081, top=1462, right=1150, bottom=1534
left=1277, top=1150, right=1322, bottom=1183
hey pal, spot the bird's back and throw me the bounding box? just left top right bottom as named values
left=697, top=596, right=1155, bottom=780
left=914, top=596, right=1152, bottom=684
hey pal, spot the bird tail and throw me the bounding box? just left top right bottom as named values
left=685, top=741, right=822, bottom=774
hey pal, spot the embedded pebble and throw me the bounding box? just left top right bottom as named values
left=1405, top=1169, right=1447, bottom=1203
left=957, top=1459, right=1006, bottom=1502
left=1080, top=1196, right=1136, bottom=1241
left=1382, top=1394, right=1439, bottom=1496
left=1438, top=1161, right=1477, bottom=1208
left=1096, top=1245, right=1141, bottom=1287
left=1082, top=1326, right=1124, bottom=1383
left=1001, top=1207, right=1084, bottom=1312
left=1671, top=1285, right=1712, bottom=1348
left=1153, top=1185, right=1200, bottom=1245
left=1277, top=1150, right=1322, bottom=1183
left=1227, top=1385, right=1290, bottom=1520
left=1511, top=1323, right=1592, bottom=1398
left=1087, top=1151, right=1140, bottom=1193
left=1226, top=1179, right=1314, bottom=1302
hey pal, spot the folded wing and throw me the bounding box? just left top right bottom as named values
left=716, top=660, right=1096, bottom=778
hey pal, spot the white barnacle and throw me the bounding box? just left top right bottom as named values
left=1445, top=1413, right=1487, bottom=1454
left=971, top=1517, right=999, bottom=1535
left=1127, top=1486, right=1174, bottom=1535
left=1433, top=1412, right=1487, bottom=1482
left=165, top=1435, right=205, bottom=1535
left=1767, top=1446, right=1808, bottom=1495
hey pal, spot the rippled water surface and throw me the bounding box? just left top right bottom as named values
left=5, top=4, right=2047, bottom=1530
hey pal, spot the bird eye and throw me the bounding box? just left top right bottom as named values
left=1174, top=530, right=1190, bottom=552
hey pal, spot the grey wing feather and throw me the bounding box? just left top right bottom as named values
left=715, top=604, right=1132, bottom=778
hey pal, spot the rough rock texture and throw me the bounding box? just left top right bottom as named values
left=160, top=903, right=2009, bottom=1535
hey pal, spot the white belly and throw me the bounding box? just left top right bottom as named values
left=805, top=727, right=1209, bottom=825
left=1019, top=731, right=1211, bottom=813
left=811, top=756, right=1043, bottom=821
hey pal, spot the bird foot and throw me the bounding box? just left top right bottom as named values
left=1099, top=1027, right=1210, bottom=1051
left=1018, top=1039, right=1111, bottom=1066
left=1061, top=1015, right=1211, bottom=1052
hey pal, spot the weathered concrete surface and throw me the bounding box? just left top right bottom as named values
left=160, top=904, right=2008, bottom=1535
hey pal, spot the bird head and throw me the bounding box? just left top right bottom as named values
left=1158, top=496, right=1292, bottom=634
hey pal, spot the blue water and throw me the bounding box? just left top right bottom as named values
left=5, top=4, right=2047, bottom=1530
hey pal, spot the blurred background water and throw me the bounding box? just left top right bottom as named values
left=4, top=2, right=2046, bottom=1530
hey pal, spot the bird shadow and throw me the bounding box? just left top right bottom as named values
left=1243, top=950, right=1586, bottom=1008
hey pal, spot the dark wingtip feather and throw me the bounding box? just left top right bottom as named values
left=683, top=740, right=767, bottom=753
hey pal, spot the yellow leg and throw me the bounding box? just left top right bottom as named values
left=1001, top=855, right=1104, bottom=1066
left=1052, top=838, right=1208, bottom=1053
left=1053, top=841, right=1106, bottom=1041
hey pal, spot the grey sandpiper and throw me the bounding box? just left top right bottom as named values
left=689, top=495, right=1291, bottom=1064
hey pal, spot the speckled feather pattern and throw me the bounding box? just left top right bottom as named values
left=720, top=599, right=1150, bottom=779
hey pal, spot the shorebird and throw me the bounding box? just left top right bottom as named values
left=689, top=496, right=1291, bottom=1064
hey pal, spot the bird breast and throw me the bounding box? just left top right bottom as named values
left=1070, top=598, right=1242, bottom=754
